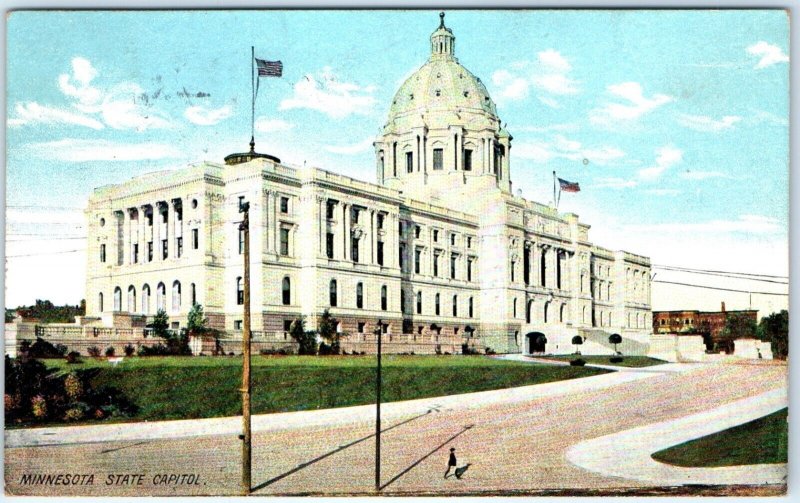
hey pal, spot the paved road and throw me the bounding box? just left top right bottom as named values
left=4, top=360, right=786, bottom=496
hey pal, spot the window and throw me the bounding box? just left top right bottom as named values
left=329, top=279, right=338, bottom=307
left=147, top=242, right=153, bottom=262
left=172, top=281, right=181, bottom=312
left=464, top=149, right=473, bottom=171
left=280, top=196, right=289, bottom=214
left=141, top=284, right=150, bottom=314
left=381, top=285, right=388, bottom=311
left=352, top=237, right=359, bottom=263
left=450, top=253, right=457, bottom=279
left=377, top=241, right=384, bottom=266
left=192, top=229, right=199, bottom=250
left=435, top=293, right=440, bottom=315
left=100, top=244, right=106, bottom=263
left=162, top=239, right=168, bottom=259
left=453, top=295, right=458, bottom=317
left=99, top=293, right=104, bottom=312
left=283, top=320, right=292, bottom=333
left=467, top=259, right=473, bottom=282
left=511, top=260, right=515, bottom=282
left=433, top=254, right=439, bottom=277
left=176, top=237, right=183, bottom=258
left=191, top=283, right=196, bottom=306
left=237, top=277, right=244, bottom=305
left=416, top=291, right=422, bottom=314
left=326, top=232, right=334, bottom=259
left=132, top=243, right=139, bottom=263
left=280, top=228, right=289, bottom=256
left=469, top=297, right=473, bottom=318
left=433, top=229, right=439, bottom=242
left=513, top=298, right=517, bottom=318
left=401, top=290, right=406, bottom=313
left=326, top=200, right=336, bottom=219
left=450, top=233, right=456, bottom=246
left=352, top=208, right=360, bottom=224
left=282, top=277, right=291, bottom=305
left=128, top=286, right=136, bottom=312
left=399, top=244, right=405, bottom=270
left=157, top=282, right=166, bottom=311
left=414, top=249, right=421, bottom=274
left=406, top=152, right=413, bottom=173
left=433, top=148, right=443, bottom=170
left=239, top=229, right=245, bottom=255
left=377, top=213, right=384, bottom=229
left=415, top=226, right=421, bottom=239
left=467, top=236, right=472, bottom=248
left=113, top=287, right=122, bottom=311
left=358, top=322, right=366, bottom=334
left=234, top=320, right=243, bottom=330
left=356, top=282, right=364, bottom=309
left=540, top=250, right=547, bottom=287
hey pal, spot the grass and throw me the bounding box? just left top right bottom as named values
left=536, top=355, right=668, bottom=368
left=652, top=408, right=788, bottom=467
left=39, top=355, right=609, bottom=423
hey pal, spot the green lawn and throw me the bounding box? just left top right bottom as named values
left=652, top=408, right=788, bottom=467
left=536, top=355, right=668, bottom=368
left=40, top=355, right=609, bottom=423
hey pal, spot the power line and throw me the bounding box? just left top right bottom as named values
left=653, top=279, right=788, bottom=296
left=653, top=263, right=788, bottom=280
left=653, top=266, right=788, bottom=285
left=7, top=236, right=86, bottom=242
left=7, top=205, right=84, bottom=210
left=5, top=249, right=85, bottom=258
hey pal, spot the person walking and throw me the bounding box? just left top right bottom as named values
left=444, top=447, right=457, bottom=478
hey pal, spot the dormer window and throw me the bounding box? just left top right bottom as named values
left=435, top=89, right=441, bottom=97
left=463, top=91, right=469, bottom=97
left=409, top=93, right=414, bottom=100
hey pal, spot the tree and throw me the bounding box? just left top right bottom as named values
left=317, top=309, right=340, bottom=355
left=148, top=309, right=190, bottom=355
left=152, top=309, right=170, bottom=339
left=720, top=313, right=758, bottom=353
left=187, top=304, right=208, bottom=335
left=608, top=333, right=622, bottom=354
left=571, top=335, right=583, bottom=354
left=289, top=316, right=316, bottom=355
left=759, top=310, right=788, bottom=360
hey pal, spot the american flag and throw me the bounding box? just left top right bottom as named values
left=256, top=58, right=283, bottom=77
left=558, top=177, right=581, bottom=193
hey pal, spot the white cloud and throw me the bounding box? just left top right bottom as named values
left=677, top=114, right=741, bottom=132
left=746, top=41, right=789, bottom=69
left=516, top=122, right=580, bottom=133
left=184, top=105, right=232, bottom=126
left=537, top=49, right=572, bottom=73
left=279, top=66, right=377, bottom=119
left=590, top=82, right=673, bottom=127
left=491, top=69, right=530, bottom=101
left=638, top=145, right=683, bottom=180
left=533, top=73, right=579, bottom=95
left=594, top=177, right=638, bottom=189
left=515, top=134, right=624, bottom=166
left=100, top=83, right=171, bottom=131
left=490, top=49, right=579, bottom=104
left=8, top=102, right=104, bottom=130
left=254, top=117, right=294, bottom=133
left=679, top=170, right=728, bottom=180
left=324, top=138, right=374, bottom=155
left=26, top=139, right=183, bottom=162
left=57, top=57, right=103, bottom=110
left=537, top=96, right=560, bottom=108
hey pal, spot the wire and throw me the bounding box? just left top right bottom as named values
left=652, top=266, right=788, bottom=285
left=653, top=279, right=788, bottom=296
left=7, top=205, right=84, bottom=210
left=653, top=263, right=787, bottom=280
left=5, top=249, right=86, bottom=258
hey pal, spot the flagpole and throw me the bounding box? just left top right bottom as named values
left=552, top=171, right=557, bottom=209
left=251, top=46, right=255, bottom=151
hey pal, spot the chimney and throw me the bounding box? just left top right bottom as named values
left=721, top=301, right=726, bottom=313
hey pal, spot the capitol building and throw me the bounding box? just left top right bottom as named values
left=84, top=14, right=652, bottom=355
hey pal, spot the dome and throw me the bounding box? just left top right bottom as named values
left=383, top=13, right=498, bottom=132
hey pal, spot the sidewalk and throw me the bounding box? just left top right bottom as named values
left=565, top=386, right=788, bottom=486
left=4, top=361, right=691, bottom=448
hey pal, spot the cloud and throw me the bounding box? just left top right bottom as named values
left=629, top=214, right=782, bottom=235
left=8, top=102, right=104, bottom=130
left=677, top=114, right=741, bottom=132
left=254, top=117, right=294, bottom=133
left=516, top=122, right=580, bottom=133
left=537, top=96, right=560, bottom=108
left=637, top=145, right=683, bottom=180
left=590, top=82, right=673, bottom=127
left=515, top=134, right=624, bottom=166
left=26, top=139, right=183, bottom=162
left=491, top=69, right=530, bottom=101
left=679, top=170, right=728, bottom=180
left=184, top=105, right=232, bottom=126
left=324, top=138, right=374, bottom=155
left=746, top=41, right=789, bottom=69
left=57, top=57, right=103, bottom=110
left=279, top=66, right=377, bottom=118
left=594, top=177, right=638, bottom=189
left=490, top=49, right=579, bottom=105
left=99, top=83, right=171, bottom=131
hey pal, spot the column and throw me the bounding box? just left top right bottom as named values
left=263, top=191, right=271, bottom=254
left=153, top=203, right=162, bottom=262
left=342, top=203, right=350, bottom=261
left=369, top=210, right=376, bottom=264
left=319, top=197, right=326, bottom=258
left=138, top=207, right=146, bottom=264
left=166, top=201, right=174, bottom=261
left=273, top=191, right=280, bottom=253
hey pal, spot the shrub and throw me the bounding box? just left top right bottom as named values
left=65, top=351, right=80, bottom=364
left=435, top=345, right=442, bottom=355
left=64, top=407, right=84, bottom=422
left=55, top=344, right=69, bottom=356
left=289, top=316, right=317, bottom=355
left=137, top=343, right=171, bottom=356
left=484, top=347, right=496, bottom=356
left=28, top=337, right=67, bottom=358
left=123, top=344, right=135, bottom=357
left=105, top=346, right=115, bottom=357
left=31, top=395, right=47, bottom=419
left=570, top=358, right=586, bottom=366
left=609, top=356, right=624, bottom=363
left=87, top=346, right=101, bottom=358
left=64, top=373, right=83, bottom=401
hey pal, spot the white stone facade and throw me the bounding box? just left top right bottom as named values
left=84, top=15, right=652, bottom=354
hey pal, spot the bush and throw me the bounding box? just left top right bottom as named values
left=31, top=395, right=47, bottom=419
left=65, top=351, right=80, bottom=364
left=87, top=346, right=101, bottom=358
left=609, top=356, right=624, bottom=363
left=123, top=344, right=135, bottom=357
left=64, top=407, right=84, bottom=422
left=64, top=373, right=83, bottom=401
left=484, top=347, right=496, bottom=356
left=27, top=337, right=68, bottom=358
left=570, top=358, right=586, bottom=366
left=137, top=343, right=171, bottom=356
left=105, top=346, right=115, bottom=357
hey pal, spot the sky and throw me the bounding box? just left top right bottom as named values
left=5, top=9, right=790, bottom=315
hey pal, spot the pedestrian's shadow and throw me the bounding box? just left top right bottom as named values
left=252, top=407, right=441, bottom=492
left=379, top=424, right=474, bottom=490
left=453, top=463, right=472, bottom=480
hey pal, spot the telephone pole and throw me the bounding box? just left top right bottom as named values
left=239, top=200, right=252, bottom=495
left=374, top=319, right=383, bottom=492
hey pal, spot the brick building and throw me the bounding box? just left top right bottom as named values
left=652, top=302, right=758, bottom=352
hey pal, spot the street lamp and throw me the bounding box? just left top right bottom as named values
left=374, top=318, right=383, bottom=491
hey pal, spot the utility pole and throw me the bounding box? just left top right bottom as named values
left=374, top=319, right=383, bottom=492
left=239, top=200, right=251, bottom=496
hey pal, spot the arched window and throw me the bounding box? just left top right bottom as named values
left=527, top=299, right=533, bottom=324
left=381, top=285, right=388, bottom=311
left=282, top=277, right=291, bottom=305
left=582, top=306, right=587, bottom=324
left=172, top=281, right=181, bottom=312
left=560, top=304, right=566, bottom=323
left=329, top=279, right=338, bottom=307
left=113, top=287, right=122, bottom=312
left=416, top=291, right=422, bottom=314
left=513, top=298, right=517, bottom=318
left=191, top=283, right=197, bottom=306
left=237, top=277, right=244, bottom=305
left=142, top=284, right=150, bottom=314
left=544, top=301, right=550, bottom=323
left=156, top=282, right=166, bottom=311
left=98, top=292, right=104, bottom=313
left=128, top=285, right=136, bottom=312
left=356, top=282, right=364, bottom=309
left=435, top=293, right=440, bottom=315
left=452, top=295, right=458, bottom=317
